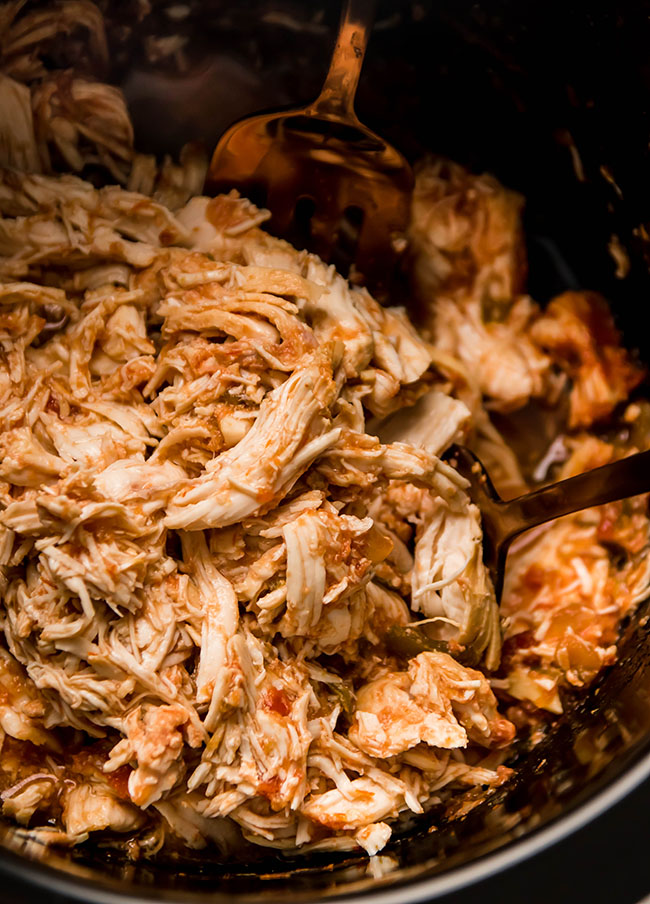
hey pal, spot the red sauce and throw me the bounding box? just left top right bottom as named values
left=261, top=686, right=291, bottom=717
left=258, top=776, right=282, bottom=798
left=106, top=765, right=132, bottom=801
left=522, top=564, right=546, bottom=591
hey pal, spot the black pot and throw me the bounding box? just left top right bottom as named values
left=3, top=1, right=650, bottom=900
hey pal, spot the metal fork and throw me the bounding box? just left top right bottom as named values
left=448, top=444, right=650, bottom=602
left=205, top=0, right=413, bottom=297
left=387, top=444, right=650, bottom=663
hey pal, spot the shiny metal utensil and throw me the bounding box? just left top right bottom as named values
left=387, top=443, right=650, bottom=664
left=205, top=0, right=413, bottom=296
left=449, top=443, right=650, bottom=602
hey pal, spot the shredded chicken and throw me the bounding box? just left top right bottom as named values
left=0, top=163, right=510, bottom=853
left=530, top=291, right=644, bottom=428
left=500, top=435, right=650, bottom=712
left=0, top=1, right=207, bottom=199
left=0, top=0, right=649, bottom=863
left=349, top=651, right=514, bottom=757
left=408, top=157, right=554, bottom=414
left=63, top=782, right=143, bottom=837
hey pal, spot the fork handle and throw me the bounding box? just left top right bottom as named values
left=309, top=0, right=376, bottom=120
left=450, top=443, right=650, bottom=601
left=501, top=448, right=650, bottom=542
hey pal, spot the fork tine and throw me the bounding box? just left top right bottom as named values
left=205, top=103, right=414, bottom=302
left=328, top=204, right=364, bottom=277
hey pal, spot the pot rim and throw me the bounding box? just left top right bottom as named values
left=1, top=739, right=650, bottom=904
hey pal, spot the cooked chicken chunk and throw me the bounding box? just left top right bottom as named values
left=409, top=157, right=552, bottom=413
left=349, top=652, right=514, bottom=758
left=63, top=783, right=143, bottom=836
left=530, top=291, right=644, bottom=428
